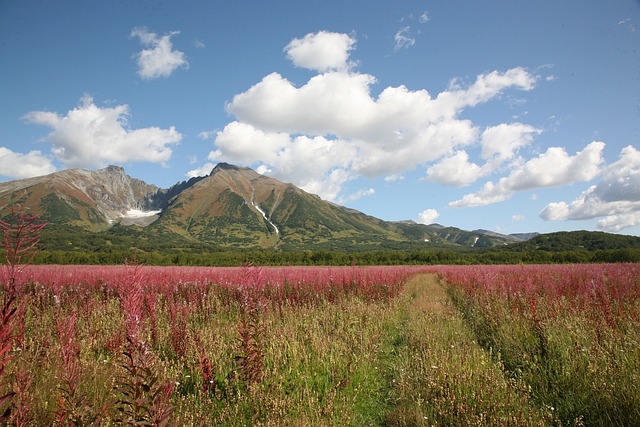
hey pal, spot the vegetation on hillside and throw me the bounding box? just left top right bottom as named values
left=7, top=219, right=630, bottom=266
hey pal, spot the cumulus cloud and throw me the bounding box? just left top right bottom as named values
left=540, top=145, right=640, bottom=231
left=592, top=145, right=640, bottom=203
left=199, top=31, right=538, bottom=202
left=506, top=141, right=604, bottom=190
left=450, top=141, right=605, bottom=207
left=448, top=181, right=514, bottom=207
left=209, top=122, right=290, bottom=165
left=480, top=123, right=540, bottom=167
left=227, top=71, right=378, bottom=136
left=0, top=147, right=56, bottom=179
left=300, top=168, right=355, bottom=201
left=23, top=95, right=181, bottom=169
left=425, top=150, right=484, bottom=186
left=131, top=27, right=188, bottom=79
left=417, top=208, right=440, bottom=225
left=284, top=31, right=356, bottom=72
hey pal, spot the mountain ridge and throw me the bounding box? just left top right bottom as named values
left=0, top=163, right=624, bottom=252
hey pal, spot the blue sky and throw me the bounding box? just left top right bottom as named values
left=1, top=0, right=639, bottom=236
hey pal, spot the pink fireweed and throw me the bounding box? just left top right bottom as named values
left=17, top=265, right=426, bottom=308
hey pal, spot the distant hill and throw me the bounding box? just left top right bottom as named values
left=1, top=163, right=635, bottom=253
left=507, top=231, right=640, bottom=252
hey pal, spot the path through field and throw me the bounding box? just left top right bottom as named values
left=382, top=273, right=553, bottom=426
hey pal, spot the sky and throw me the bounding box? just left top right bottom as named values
left=1, top=0, right=639, bottom=236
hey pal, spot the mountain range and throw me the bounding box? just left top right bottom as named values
left=0, top=162, right=617, bottom=252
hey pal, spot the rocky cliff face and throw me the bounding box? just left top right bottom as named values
left=0, top=165, right=162, bottom=230
left=57, top=165, right=161, bottom=220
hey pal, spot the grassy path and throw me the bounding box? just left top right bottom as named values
left=380, top=273, right=555, bottom=426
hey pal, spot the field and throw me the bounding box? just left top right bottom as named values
left=0, top=262, right=638, bottom=426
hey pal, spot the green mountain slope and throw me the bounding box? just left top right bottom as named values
left=3, top=163, right=636, bottom=253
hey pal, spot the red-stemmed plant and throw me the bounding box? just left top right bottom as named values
left=0, top=205, right=46, bottom=422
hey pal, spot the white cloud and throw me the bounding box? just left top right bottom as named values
left=480, top=123, right=540, bottom=167
left=186, top=162, right=215, bottom=178
left=417, top=208, right=439, bottom=225
left=507, top=141, right=604, bottom=191
left=210, top=121, right=290, bottom=164
left=284, top=31, right=356, bottom=72
left=300, top=168, right=355, bottom=201
left=425, top=150, right=484, bottom=186
left=339, top=188, right=375, bottom=204
left=512, top=214, right=525, bottom=222
left=131, top=27, right=188, bottom=80
left=540, top=145, right=640, bottom=231
left=448, top=181, right=514, bottom=208
left=256, top=165, right=271, bottom=175
left=592, top=145, right=640, bottom=202
left=597, top=213, right=640, bottom=231
left=227, top=66, right=533, bottom=147
left=384, top=174, right=405, bottom=182
left=227, top=71, right=378, bottom=136
left=23, top=95, right=181, bottom=168
left=394, top=27, right=416, bottom=51
left=443, top=68, right=536, bottom=111
left=0, top=147, right=56, bottom=179
left=450, top=141, right=605, bottom=207
left=419, top=11, right=430, bottom=23
left=202, top=32, right=538, bottom=202
left=264, top=135, right=357, bottom=200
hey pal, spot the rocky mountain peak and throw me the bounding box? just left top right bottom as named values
left=103, top=164, right=125, bottom=173
left=213, top=162, right=242, bottom=172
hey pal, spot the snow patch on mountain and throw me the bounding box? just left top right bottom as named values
left=252, top=202, right=279, bottom=234
left=122, top=208, right=162, bottom=219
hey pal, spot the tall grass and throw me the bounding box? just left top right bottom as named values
left=382, top=273, right=555, bottom=426
left=0, top=264, right=419, bottom=425
left=440, top=264, right=640, bottom=426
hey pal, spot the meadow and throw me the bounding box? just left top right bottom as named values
left=0, top=261, right=636, bottom=426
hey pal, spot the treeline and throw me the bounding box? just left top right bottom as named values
left=29, top=247, right=640, bottom=266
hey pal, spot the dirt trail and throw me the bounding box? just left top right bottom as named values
left=404, top=272, right=450, bottom=314
left=382, top=273, right=553, bottom=426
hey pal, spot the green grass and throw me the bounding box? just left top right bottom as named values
left=382, top=274, right=554, bottom=426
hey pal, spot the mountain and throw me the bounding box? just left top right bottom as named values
left=0, top=165, right=161, bottom=231
left=0, top=163, right=546, bottom=251
left=149, top=163, right=451, bottom=250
